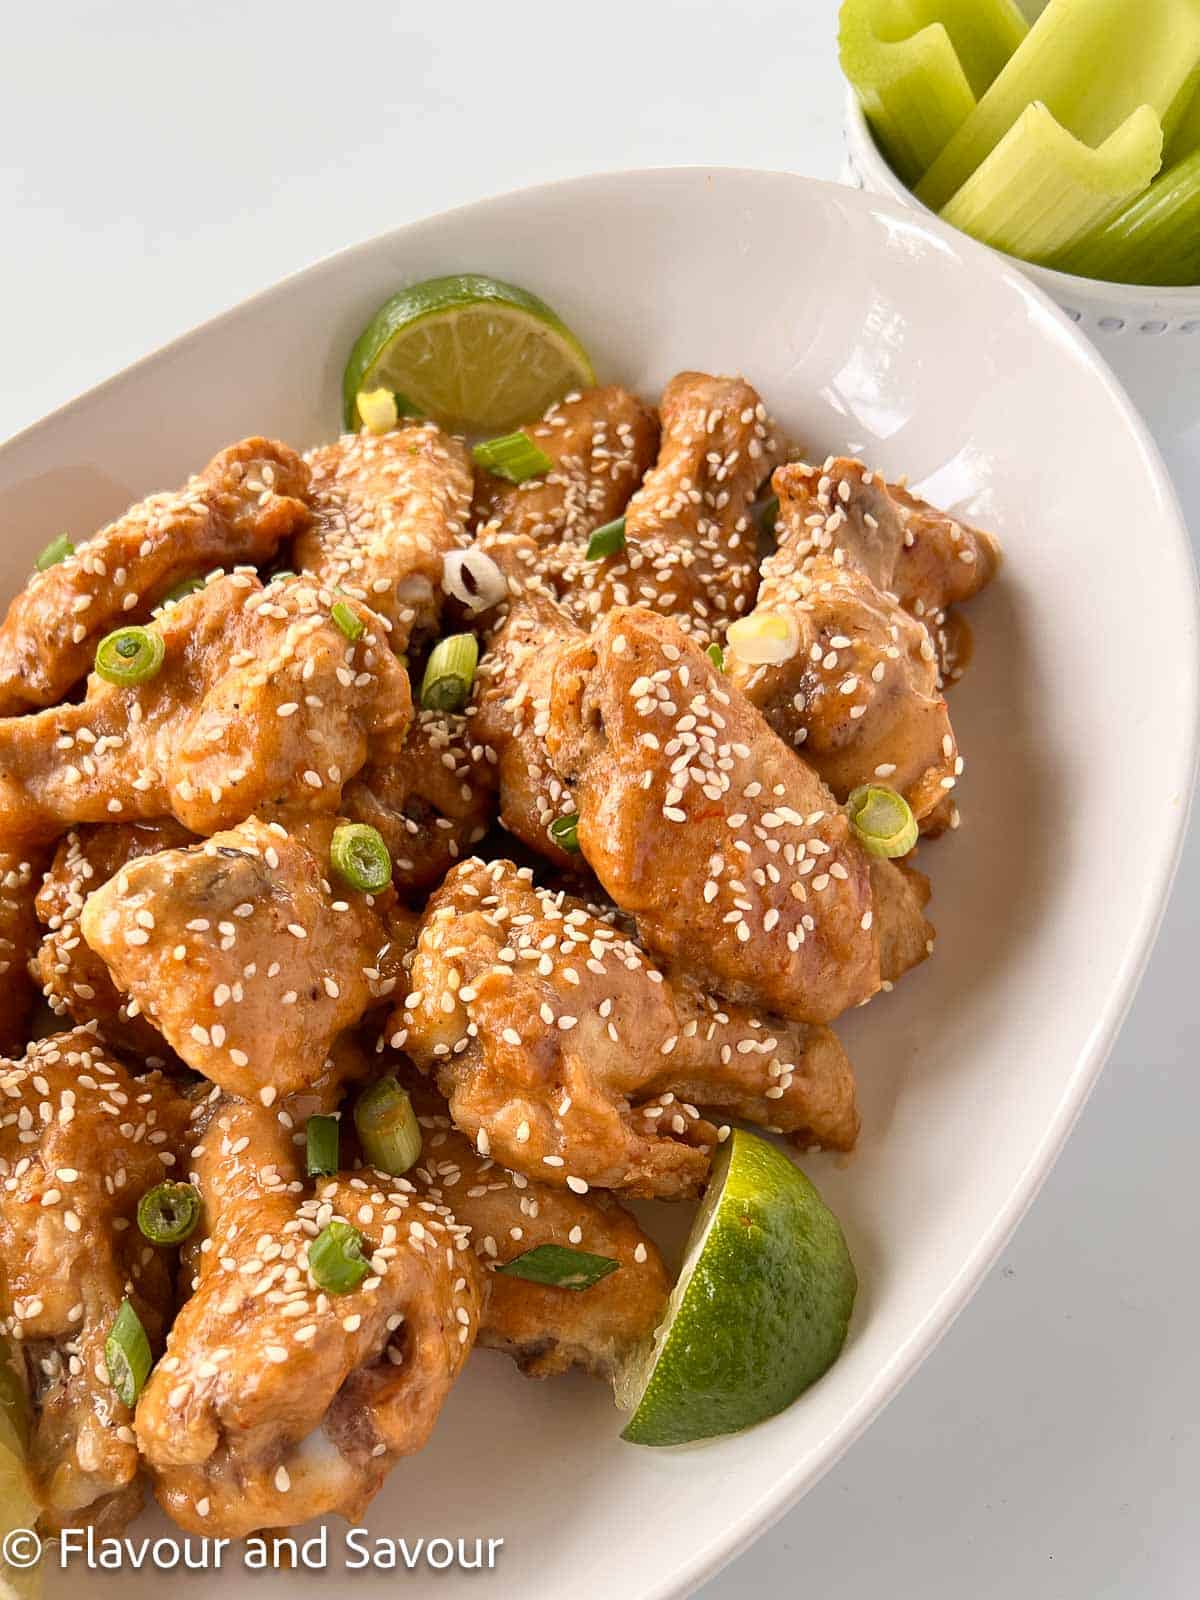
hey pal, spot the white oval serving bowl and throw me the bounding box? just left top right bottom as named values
left=843, top=89, right=1200, bottom=433
left=4, top=167, right=1197, bottom=1600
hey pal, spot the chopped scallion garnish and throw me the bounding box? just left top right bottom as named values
left=755, top=495, right=780, bottom=537
left=308, top=1220, right=370, bottom=1295
left=35, top=534, right=75, bottom=571
left=549, top=812, right=580, bottom=853
left=94, top=626, right=165, bottom=687
left=497, top=1243, right=619, bottom=1291
left=160, top=575, right=206, bottom=605
left=330, top=822, right=392, bottom=893
left=846, top=783, right=919, bottom=858
left=331, top=600, right=365, bottom=642
left=472, top=431, right=554, bottom=484
left=137, top=1182, right=202, bottom=1245
left=306, top=1116, right=340, bottom=1177
left=706, top=642, right=725, bottom=672
left=355, top=1077, right=423, bottom=1177
left=420, top=632, right=479, bottom=712
left=105, top=1299, right=153, bottom=1407
left=585, top=516, right=626, bottom=561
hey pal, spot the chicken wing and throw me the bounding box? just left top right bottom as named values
left=341, top=708, right=497, bottom=895
left=0, top=848, right=46, bottom=1054
left=473, top=386, right=659, bottom=607
left=0, top=1031, right=190, bottom=1532
left=34, top=821, right=193, bottom=1059
left=547, top=606, right=889, bottom=1024
left=137, top=1096, right=481, bottom=1537
left=557, top=372, right=781, bottom=641
left=296, top=424, right=473, bottom=655
left=0, top=439, right=310, bottom=717
left=726, top=459, right=997, bottom=820
left=0, top=572, right=411, bottom=845
left=79, top=815, right=413, bottom=1102
left=395, top=858, right=859, bottom=1198
left=470, top=594, right=586, bottom=870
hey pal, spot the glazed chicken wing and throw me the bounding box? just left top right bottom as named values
left=34, top=821, right=193, bottom=1058
left=395, top=858, right=859, bottom=1199
left=473, top=386, right=660, bottom=608
left=0, top=439, right=310, bottom=717
left=341, top=708, right=497, bottom=895
left=558, top=373, right=780, bottom=641
left=0, top=1031, right=189, bottom=1532
left=0, top=847, right=47, bottom=1053
left=726, top=459, right=998, bottom=820
left=296, top=424, right=473, bottom=655
left=79, top=816, right=413, bottom=1101
left=0, top=573, right=411, bottom=845
left=137, top=1096, right=481, bottom=1537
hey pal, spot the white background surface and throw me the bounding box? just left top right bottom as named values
left=2, top=3, right=1196, bottom=1596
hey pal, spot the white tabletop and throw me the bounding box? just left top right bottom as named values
left=4, top=3, right=1196, bottom=1595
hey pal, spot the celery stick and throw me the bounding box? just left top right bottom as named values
left=1055, top=148, right=1200, bottom=284
left=839, top=0, right=1028, bottom=185
left=916, top=0, right=1200, bottom=211
left=940, top=102, right=1163, bottom=265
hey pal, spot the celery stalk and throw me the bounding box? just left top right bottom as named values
left=940, top=103, right=1164, bottom=265
left=1054, top=148, right=1200, bottom=284
left=916, top=0, right=1200, bottom=212
left=839, top=0, right=1029, bottom=186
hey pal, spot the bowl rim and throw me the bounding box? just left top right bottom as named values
left=2, top=164, right=1198, bottom=1599
left=843, top=87, right=1200, bottom=307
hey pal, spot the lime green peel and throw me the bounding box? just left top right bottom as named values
left=839, top=0, right=1028, bottom=186
left=1056, top=148, right=1200, bottom=285
left=941, top=102, right=1164, bottom=266
left=916, top=0, right=1200, bottom=213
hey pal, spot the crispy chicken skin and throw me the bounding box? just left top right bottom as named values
left=296, top=424, right=474, bottom=655
left=470, top=595, right=586, bottom=870
left=0, top=440, right=310, bottom=717
left=342, top=708, right=497, bottom=895
left=395, top=858, right=859, bottom=1198
left=0, top=573, right=411, bottom=845
left=34, top=821, right=193, bottom=1058
left=547, top=607, right=885, bottom=1024
left=558, top=373, right=781, bottom=640
left=0, top=1031, right=190, bottom=1532
left=726, top=459, right=998, bottom=821
left=0, top=848, right=46, bottom=1053
left=411, top=1098, right=669, bottom=1379
left=137, top=1096, right=481, bottom=1537
left=80, top=816, right=413, bottom=1101
left=473, top=386, right=660, bottom=606
left=872, top=858, right=935, bottom=984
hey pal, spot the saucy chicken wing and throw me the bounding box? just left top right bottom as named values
left=0, top=848, right=46, bottom=1054
left=0, top=440, right=310, bottom=717
left=80, top=816, right=413, bottom=1101
left=137, top=1096, right=481, bottom=1537
left=296, top=424, right=473, bottom=655
left=0, top=1031, right=190, bottom=1532
left=0, top=573, right=411, bottom=844
left=396, top=858, right=859, bottom=1198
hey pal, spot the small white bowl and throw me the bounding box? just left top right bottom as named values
left=844, top=89, right=1200, bottom=431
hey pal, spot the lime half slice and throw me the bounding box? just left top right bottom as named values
left=342, top=274, right=595, bottom=434
left=0, top=1393, right=42, bottom=1600
left=617, top=1130, right=856, bottom=1447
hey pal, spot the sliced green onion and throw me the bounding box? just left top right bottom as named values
left=585, top=516, right=626, bottom=561
left=471, top=431, right=554, bottom=484
left=35, top=533, right=75, bottom=571
left=330, top=822, right=392, bottom=893
left=420, top=632, right=479, bottom=712
left=137, top=1182, right=201, bottom=1245
left=497, top=1243, right=619, bottom=1291
left=940, top=101, right=1163, bottom=264
left=755, top=495, right=780, bottom=538
left=306, top=1115, right=340, bottom=1177
left=269, top=569, right=296, bottom=584
left=331, top=600, right=365, bottom=641
left=160, top=575, right=206, bottom=605
left=916, top=0, right=1200, bottom=212
left=308, top=1220, right=370, bottom=1295
left=706, top=642, right=725, bottom=673
left=354, top=1077, right=422, bottom=1176
left=847, top=783, right=919, bottom=858
left=94, top=625, right=165, bottom=687
left=1055, top=146, right=1200, bottom=285
left=105, top=1299, right=152, bottom=1408
left=549, top=811, right=580, bottom=853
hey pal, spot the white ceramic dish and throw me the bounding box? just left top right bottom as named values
left=843, top=89, right=1200, bottom=434
left=4, top=168, right=1197, bottom=1600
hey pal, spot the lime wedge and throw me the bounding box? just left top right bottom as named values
left=0, top=1370, right=41, bottom=1600
left=616, top=1130, right=856, bottom=1447
left=341, top=274, right=595, bottom=434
